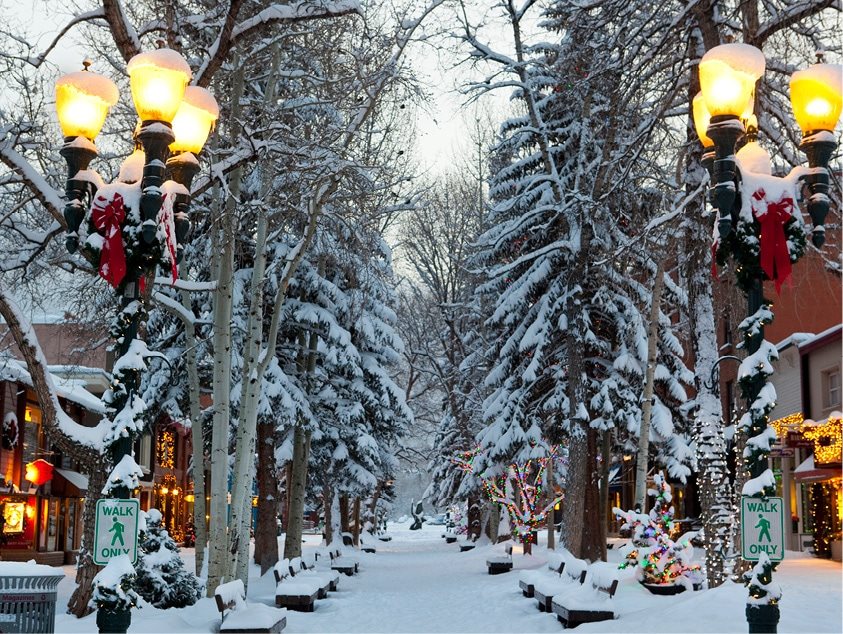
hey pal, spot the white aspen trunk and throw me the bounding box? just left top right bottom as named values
left=180, top=288, right=207, bottom=576
left=225, top=201, right=268, bottom=584
left=207, top=54, right=245, bottom=595
left=634, top=261, right=665, bottom=510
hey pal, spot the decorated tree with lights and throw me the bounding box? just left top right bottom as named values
left=615, top=472, right=702, bottom=589
left=455, top=445, right=563, bottom=553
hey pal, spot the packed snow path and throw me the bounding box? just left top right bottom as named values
left=53, top=521, right=841, bottom=633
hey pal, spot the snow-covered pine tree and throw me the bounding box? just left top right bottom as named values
left=134, top=509, right=204, bottom=609
left=464, top=0, right=695, bottom=559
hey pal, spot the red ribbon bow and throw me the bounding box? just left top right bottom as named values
left=91, top=193, right=127, bottom=288
left=751, top=188, right=793, bottom=293
left=159, top=193, right=178, bottom=283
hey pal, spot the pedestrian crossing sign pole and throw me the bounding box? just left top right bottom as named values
left=93, top=498, right=140, bottom=565
left=741, top=496, right=785, bottom=562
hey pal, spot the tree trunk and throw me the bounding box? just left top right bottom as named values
left=352, top=498, right=361, bottom=546
left=634, top=262, right=665, bottom=509
left=323, top=482, right=334, bottom=545
left=67, top=464, right=107, bottom=616
left=546, top=456, right=555, bottom=550
left=486, top=501, right=500, bottom=543
left=339, top=495, right=350, bottom=534
left=254, top=421, right=280, bottom=574
left=581, top=427, right=604, bottom=562
left=180, top=289, right=207, bottom=577
left=282, top=426, right=311, bottom=560
left=599, top=430, right=611, bottom=561
left=467, top=496, right=481, bottom=541
left=207, top=51, right=244, bottom=596
left=282, top=464, right=292, bottom=532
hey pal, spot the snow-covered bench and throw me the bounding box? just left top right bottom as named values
left=518, top=551, right=565, bottom=597
left=289, top=556, right=339, bottom=596
left=486, top=544, right=513, bottom=575
left=329, top=549, right=358, bottom=576
left=534, top=553, right=587, bottom=612
left=551, top=561, right=619, bottom=628
left=215, top=579, right=287, bottom=633
left=274, top=559, right=321, bottom=612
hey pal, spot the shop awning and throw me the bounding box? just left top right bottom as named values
left=51, top=469, right=88, bottom=497
left=794, top=455, right=842, bottom=483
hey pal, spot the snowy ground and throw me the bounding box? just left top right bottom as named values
left=52, top=522, right=841, bottom=633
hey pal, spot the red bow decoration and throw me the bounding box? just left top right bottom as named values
left=159, top=193, right=178, bottom=283
left=91, top=193, right=127, bottom=288
left=751, top=188, right=793, bottom=293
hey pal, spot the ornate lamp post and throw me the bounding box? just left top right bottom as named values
left=694, top=44, right=841, bottom=634
left=55, top=50, right=217, bottom=634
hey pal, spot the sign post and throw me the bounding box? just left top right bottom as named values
left=93, top=498, right=140, bottom=566
left=741, top=496, right=785, bottom=562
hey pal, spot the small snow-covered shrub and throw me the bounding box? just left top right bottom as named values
left=134, top=508, right=203, bottom=608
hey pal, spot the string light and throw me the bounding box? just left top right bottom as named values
left=801, top=417, right=842, bottom=466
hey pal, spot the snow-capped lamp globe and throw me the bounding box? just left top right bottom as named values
left=127, top=47, right=192, bottom=244
left=699, top=42, right=766, bottom=239
left=789, top=54, right=842, bottom=247
left=167, top=86, right=219, bottom=261
left=55, top=60, right=119, bottom=253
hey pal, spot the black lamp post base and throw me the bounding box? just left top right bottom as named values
left=746, top=603, right=780, bottom=633
left=96, top=607, right=131, bottom=634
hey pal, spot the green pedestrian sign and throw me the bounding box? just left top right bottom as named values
left=741, top=496, right=785, bottom=561
left=93, top=499, right=140, bottom=565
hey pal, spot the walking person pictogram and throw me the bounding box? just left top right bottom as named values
left=755, top=513, right=772, bottom=543
left=109, top=517, right=126, bottom=546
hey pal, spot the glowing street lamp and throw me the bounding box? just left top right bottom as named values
left=698, top=43, right=766, bottom=238
left=53, top=49, right=215, bottom=634
left=55, top=62, right=119, bottom=254
left=790, top=58, right=843, bottom=247
left=694, top=46, right=841, bottom=634
left=168, top=86, right=219, bottom=261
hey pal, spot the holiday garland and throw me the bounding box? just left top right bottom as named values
left=714, top=172, right=807, bottom=294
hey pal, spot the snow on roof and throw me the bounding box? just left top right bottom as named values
left=796, top=324, right=842, bottom=350
left=0, top=357, right=106, bottom=414
left=775, top=332, right=816, bottom=351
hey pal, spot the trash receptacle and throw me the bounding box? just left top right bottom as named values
left=0, top=562, right=65, bottom=633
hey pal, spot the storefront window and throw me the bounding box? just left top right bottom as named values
left=21, top=404, right=43, bottom=488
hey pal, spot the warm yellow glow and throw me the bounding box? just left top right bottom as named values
left=127, top=49, right=191, bottom=123
left=802, top=417, right=842, bottom=466
left=172, top=488, right=180, bottom=497
left=3, top=502, right=24, bottom=533
left=25, top=504, right=35, bottom=520
left=25, top=464, right=37, bottom=483
left=790, top=64, right=843, bottom=134
left=770, top=412, right=804, bottom=440
left=699, top=44, right=765, bottom=119
left=161, top=486, right=169, bottom=495
left=693, top=93, right=714, bottom=147
left=700, top=60, right=758, bottom=118
left=185, top=494, right=195, bottom=503
left=170, top=86, right=219, bottom=154
left=55, top=71, right=119, bottom=140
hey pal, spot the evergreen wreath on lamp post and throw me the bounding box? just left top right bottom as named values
left=694, top=43, right=841, bottom=634
left=55, top=48, right=218, bottom=634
